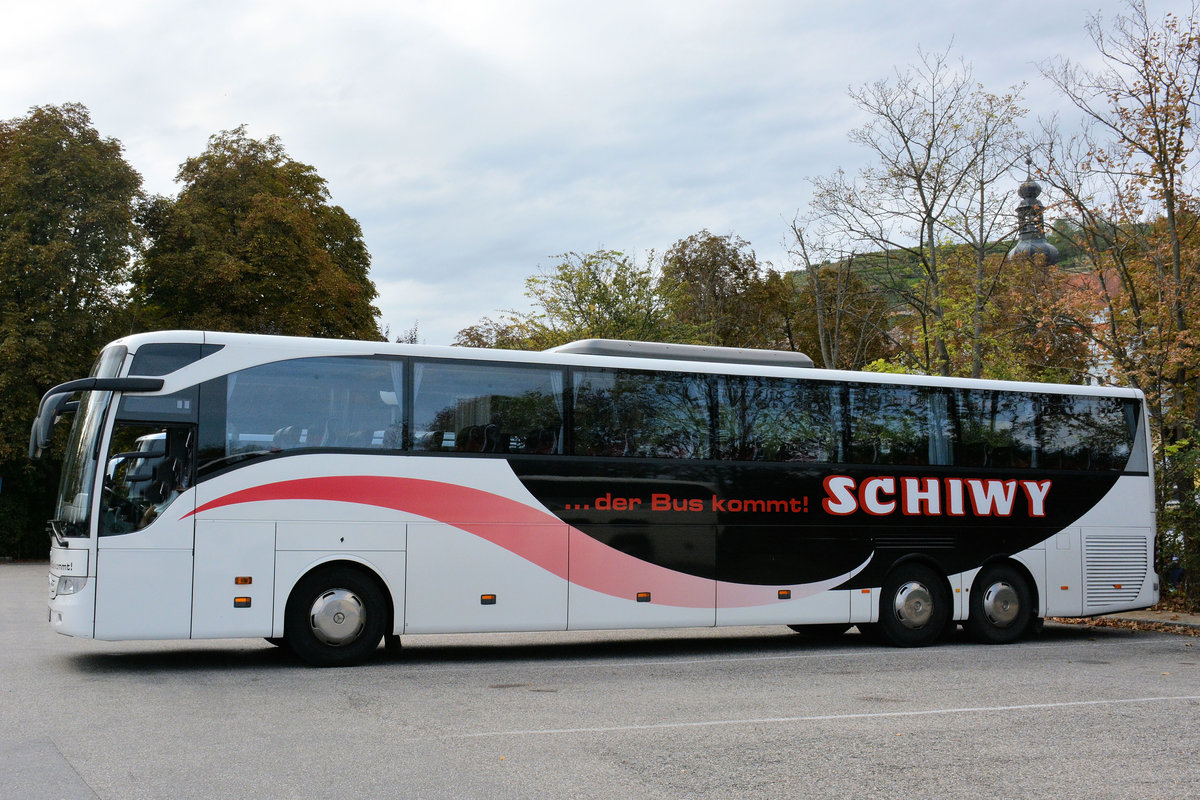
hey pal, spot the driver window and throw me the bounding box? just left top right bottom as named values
left=101, top=423, right=195, bottom=536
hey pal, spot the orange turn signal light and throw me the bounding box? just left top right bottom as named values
left=481, top=594, right=497, bottom=605
left=778, top=589, right=791, bottom=600
left=235, top=576, right=253, bottom=585
left=636, top=592, right=651, bottom=603
left=234, top=597, right=251, bottom=608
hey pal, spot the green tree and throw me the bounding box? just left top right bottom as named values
left=810, top=48, right=1029, bottom=376
left=660, top=230, right=793, bottom=349
left=784, top=219, right=893, bottom=369
left=456, top=249, right=696, bottom=349
left=942, top=88, right=1028, bottom=379
left=0, top=103, right=141, bottom=557
left=135, top=127, right=380, bottom=339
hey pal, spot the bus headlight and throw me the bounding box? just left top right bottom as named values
left=54, top=576, right=88, bottom=597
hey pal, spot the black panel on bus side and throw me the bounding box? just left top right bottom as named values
left=509, top=458, right=1121, bottom=590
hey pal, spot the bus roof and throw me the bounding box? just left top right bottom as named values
left=546, top=339, right=815, bottom=368
left=103, top=330, right=1144, bottom=400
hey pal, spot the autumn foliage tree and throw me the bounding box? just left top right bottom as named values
left=135, top=127, right=381, bottom=339
left=1038, top=0, right=1200, bottom=601
left=660, top=230, right=794, bottom=349
left=809, top=48, right=998, bottom=376
left=784, top=220, right=893, bottom=369
left=455, top=235, right=798, bottom=353
left=937, top=247, right=1091, bottom=382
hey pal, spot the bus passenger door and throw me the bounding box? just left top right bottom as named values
left=94, top=424, right=196, bottom=640
left=191, top=520, right=276, bottom=638
left=404, top=522, right=569, bottom=633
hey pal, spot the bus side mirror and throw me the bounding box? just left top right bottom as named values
left=29, top=377, right=165, bottom=460
left=29, top=393, right=77, bottom=460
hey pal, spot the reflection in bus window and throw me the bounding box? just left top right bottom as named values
left=845, top=384, right=947, bottom=466
left=1038, top=394, right=1134, bottom=471
left=213, top=357, right=405, bottom=469
left=412, top=362, right=564, bottom=455
left=190, top=356, right=1140, bottom=473
left=573, top=368, right=710, bottom=458
left=956, top=389, right=1037, bottom=468
left=716, top=376, right=839, bottom=462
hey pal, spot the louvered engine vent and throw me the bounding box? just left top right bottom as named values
left=1084, top=535, right=1148, bottom=609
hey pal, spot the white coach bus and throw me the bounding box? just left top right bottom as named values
left=31, top=331, right=1158, bottom=665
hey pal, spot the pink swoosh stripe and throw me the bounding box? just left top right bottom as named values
left=190, top=476, right=860, bottom=608
left=191, top=476, right=714, bottom=606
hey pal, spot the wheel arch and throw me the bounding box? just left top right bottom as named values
left=881, top=553, right=954, bottom=598
left=973, top=555, right=1041, bottom=616
left=282, top=556, right=396, bottom=639
left=871, top=554, right=954, bottom=647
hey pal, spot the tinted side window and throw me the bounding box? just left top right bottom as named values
left=717, top=376, right=840, bottom=462
left=1038, top=394, right=1134, bottom=471
left=956, top=389, right=1037, bottom=468
left=129, top=343, right=223, bottom=375
left=573, top=368, right=710, bottom=459
left=845, top=383, right=950, bottom=466
left=412, top=361, right=563, bottom=454
left=101, top=424, right=194, bottom=535
left=204, top=357, right=404, bottom=471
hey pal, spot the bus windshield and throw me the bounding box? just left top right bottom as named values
left=52, top=346, right=126, bottom=537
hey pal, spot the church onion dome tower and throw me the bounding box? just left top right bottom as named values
left=1006, top=158, right=1060, bottom=265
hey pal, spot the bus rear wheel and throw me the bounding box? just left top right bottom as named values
left=966, top=564, right=1032, bottom=644
left=285, top=566, right=386, bottom=667
left=877, top=563, right=949, bottom=647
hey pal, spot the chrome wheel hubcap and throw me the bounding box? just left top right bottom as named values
left=309, top=588, right=365, bottom=646
left=894, top=581, right=934, bottom=629
left=982, top=581, right=1019, bottom=628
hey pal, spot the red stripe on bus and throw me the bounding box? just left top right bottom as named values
left=190, top=475, right=569, bottom=578
left=189, top=475, right=855, bottom=609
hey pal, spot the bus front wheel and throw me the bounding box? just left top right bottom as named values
left=876, top=563, right=949, bottom=647
left=965, top=564, right=1032, bottom=644
left=285, top=566, right=386, bottom=667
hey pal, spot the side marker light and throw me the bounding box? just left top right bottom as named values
left=481, top=594, right=497, bottom=605
left=235, top=576, right=253, bottom=585
left=234, top=597, right=251, bottom=608
left=778, top=590, right=791, bottom=600
left=636, top=592, right=651, bottom=603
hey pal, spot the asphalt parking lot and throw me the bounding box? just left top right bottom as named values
left=3, top=562, right=1198, bottom=799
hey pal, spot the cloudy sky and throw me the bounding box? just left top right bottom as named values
left=2, top=0, right=1188, bottom=344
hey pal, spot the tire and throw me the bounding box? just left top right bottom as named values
left=285, top=566, right=386, bottom=667
left=965, top=564, right=1032, bottom=644
left=876, top=562, right=950, bottom=647
left=263, top=637, right=286, bottom=647
left=787, top=623, right=852, bottom=640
